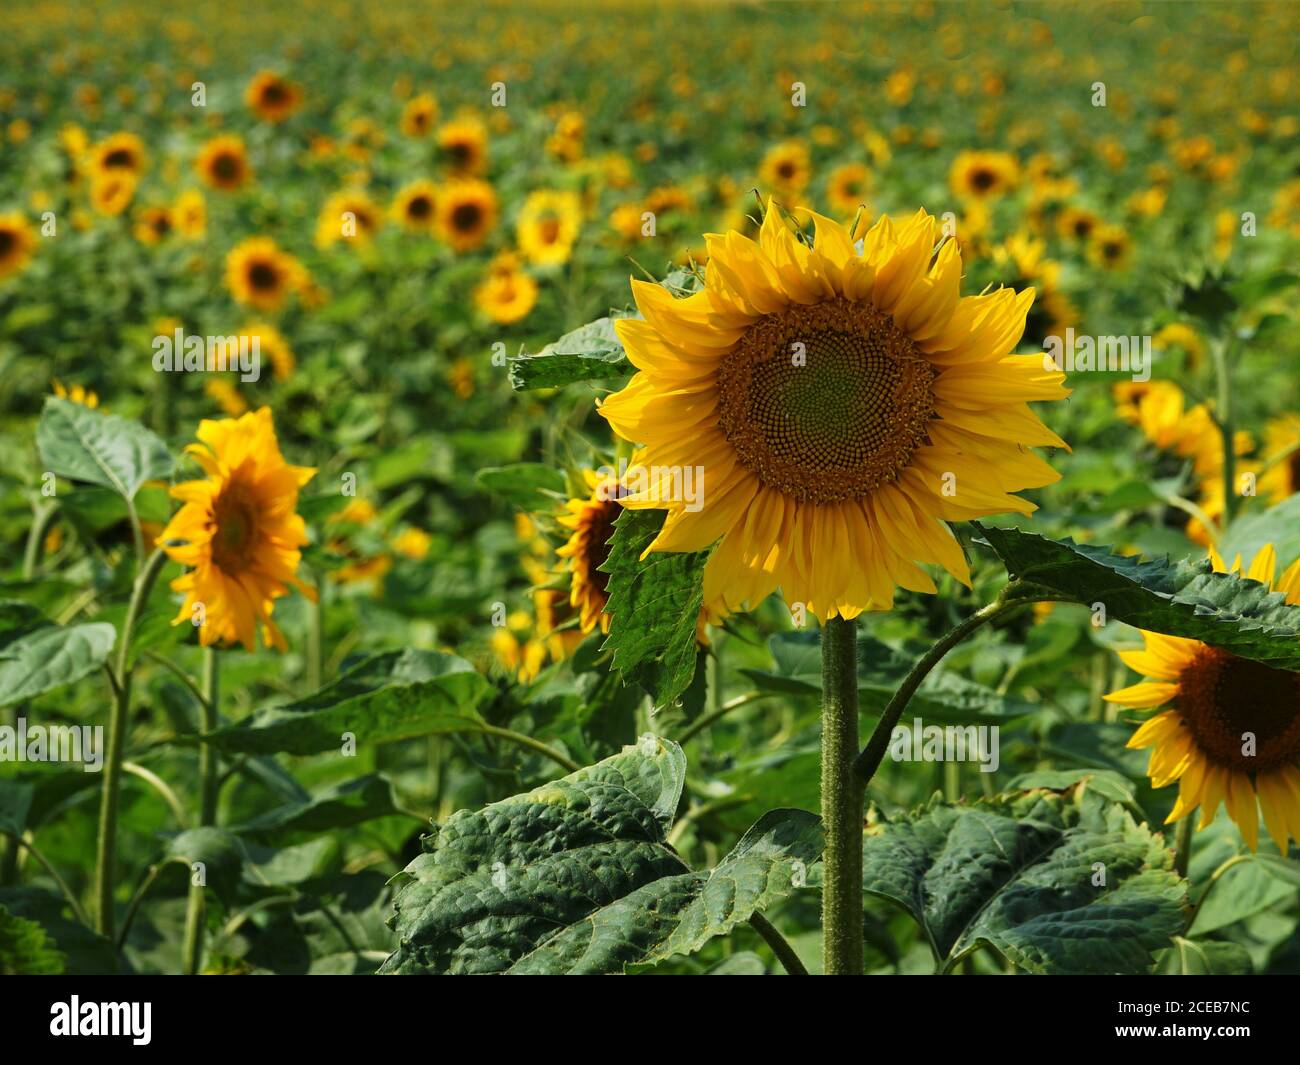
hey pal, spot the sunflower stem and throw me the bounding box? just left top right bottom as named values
left=22, top=500, right=59, bottom=579
left=1174, top=816, right=1195, bottom=879
left=1212, top=336, right=1238, bottom=526
left=182, top=647, right=220, bottom=975
left=820, top=614, right=864, bottom=976
left=94, top=548, right=168, bottom=939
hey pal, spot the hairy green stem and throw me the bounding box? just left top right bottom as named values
left=22, top=501, right=59, bottom=579
left=749, top=912, right=809, bottom=976
left=1174, top=816, right=1195, bottom=879
left=182, top=647, right=220, bottom=975
left=821, top=615, right=864, bottom=976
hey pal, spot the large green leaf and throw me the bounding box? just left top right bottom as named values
left=861, top=785, right=1187, bottom=974
left=0, top=904, right=66, bottom=974
left=0, top=887, right=119, bottom=974
left=1156, top=936, right=1252, bottom=974
left=0, top=600, right=115, bottom=708
left=508, top=317, right=631, bottom=390
left=36, top=397, right=172, bottom=500
left=198, top=649, right=489, bottom=756
left=977, top=524, right=1300, bottom=671
left=601, top=509, right=712, bottom=710
left=380, top=737, right=820, bottom=974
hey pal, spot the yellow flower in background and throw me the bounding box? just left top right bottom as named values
left=1259, top=414, right=1300, bottom=505
left=949, top=150, right=1019, bottom=200
left=1056, top=205, right=1100, bottom=242
left=225, top=237, right=304, bottom=310
left=204, top=377, right=247, bottom=416
left=1106, top=544, right=1300, bottom=852
left=1087, top=223, right=1132, bottom=270
left=315, top=190, right=382, bottom=248
left=1213, top=208, right=1237, bottom=261
left=473, top=252, right=536, bottom=324
left=173, top=189, right=207, bottom=239
left=759, top=140, right=811, bottom=196
left=448, top=357, right=475, bottom=399
left=89, top=131, right=147, bottom=180
left=392, top=527, right=432, bottom=560
left=599, top=204, right=1068, bottom=621
left=990, top=232, right=1076, bottom=344
left=52, top=379, right=100, bottom=408
left=1153, top=323, right=1205, bottom=370
left=825, top=162, right=872, bottom=216
left=239, top=321, right=295, bottom=380
left=0, top=213, right=36, bottom=280
left=133, top=205, right=173, bottom=245
left=400, top=93, right=439, bottom=138
left=245, top=70, right=303, bottom=123
left=437, top=179, right=498, bottom=251
left=517, top=189, right=581, bottom=266
left=438, top=116, right=488, bottom=175
left=195, top=135, right=252, bottom=191
left=391, top=180, right=438, bottom=234
left=545, top=110, right=585, bottom=162
left=90, top=172, right=137, bottom=216
left=158, top=407, right=316, bottom=652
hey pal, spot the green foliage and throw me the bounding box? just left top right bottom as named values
left=36, top=397, right=172, bottom=500
left=0, top=600, right=116, bottom=707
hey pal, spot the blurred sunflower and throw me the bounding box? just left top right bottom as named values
left=437, top=179, right=497, bottom=251
left=759, top=140, right=811, bottom=196
left=599, top=204, right=1069, bottom=620
left=438, top=117, right=488, bottom=175
left=1056, top=205, right=1100, bottom=243
left=517, top=189, right=581, bottom=266
left=239, top=321, right=295, bottom=381
left=473, top=252, right=536, bottom=324
left=391, top=180, right=438, bottom=234
left=555, top=470, right=623, bottom=633
left=1153, top=322, right=1205, bottom=370
left=990, top=233, right=1076, bottom=345
left=158, top=407, right=316, bottom=652
left=1106, top=544, right=1300, bottom=851
left=173, top=189, right=207, bottom=240
left=1087, top=224, right=1132, bottom=270
left=195, top=135, right=252, bottom=191
left=1260, top=414, right=1300, bottom=505
left=825, top=162, right=872, bottom=216
left=89, top=131, right=147, bottom=180
left=315, top=190, right=382, bottom=248
left=949, top=150, right=1019, bottom=200
left=245, top=70, right=302, bottom=123
left=89, top=172, right=137, bottom=216
left=133, top=205, right=173, bottom=245
left=225, top=237, right=304, bottom=311
left=0, top=213, right=36, bottom=279
left=400, top=92, right=439, bottom=138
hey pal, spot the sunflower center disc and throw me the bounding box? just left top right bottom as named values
left=211, top=482, right=259, bottom=573
left=1177, top=647, right=1300, bottom=772
left=717, top=298, right=936, bottom=503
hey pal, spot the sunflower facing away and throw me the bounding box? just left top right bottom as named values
left=1106, top=544, right=1300, bottom=851
left=158, top=407, right=316, bottom=652
left=195, top=135, right=252, bottom=191
left=598, top=204, right=1069, bottom=621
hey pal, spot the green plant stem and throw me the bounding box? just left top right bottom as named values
left=122, top=762, right=189, bottom=828
left=1212, top=337, right=1238, bottom=526
left=748, top=912, right=809, bottom=976
left=22, top=501, right=59, bottom=579
left=478, top=724, right=581, bottom=773
left=1174, top=816, right=1195, bottom=879
left=118, top=857, right=190, bottom=949
left=94, top=547, right=167, bottom=939
left=677, top=691, right=774, bottom=745
left=182, top=647, right=220, bottom=975
left=0, top=830, right=89, bottom=926
left=820, top=614, right=864, bottom=976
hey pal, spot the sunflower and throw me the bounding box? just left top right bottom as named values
left=1087, top=224, right=1132, bottom=270
left=240, top=321, right=295, bottom=381
left=245, top=71, right=303, bottom=123
left=173, top=189, right=207, bottom=240
left=225, top=237, right=304, bottom=311
left=315, top=190, right=382, bottom=248
left=473, top=252, right=536, bottom=324
left=1259, top=414, right=1300, bottom=505
left=1153, top=323, right=1205, bottom=370
left=554, top=471, right=626, bottom=633
left=949, top=150, right=1020, bottom=200
left=990, top=233, right=1076, bottom=345
left=1055, top=205, right=1100, bottom=243
left=400, top=92, right=439, bottom=138
left=195, top=135, right=252, bottom=191
left=89, top=131, right=147, bottom=180
left=89, top=172, right=137, bottom=216
left=438, top=117, right=488, bottom=175
left=759, top=140, right=811, bottom=196
left=517, top=189, right=581, bottom=266
left=133, top=205, right=173, bottom=245
left=825, top=162, right=872, bottom=216
left=391, top=180, right=438, bottom=234
left=158, top=407, right=316, bottom=652
left=437, top=179, right=498, bottom=252
left=0, top=213, right=36, bottom=280
left=1106, top=544, right=1300, bottom=852
left=598, top=204, right=1069, bottom=621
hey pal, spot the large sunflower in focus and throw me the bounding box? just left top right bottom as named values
left=1106, top=544, right=1300, bottom=851
left=158, top=407, right=316, bottom=652
left=598, top=204, right=1069, bottom=621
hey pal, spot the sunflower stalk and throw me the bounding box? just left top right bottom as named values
left=182, top=647, right=221, bottom=975
left=1211, top=335, right=1238, bottom=526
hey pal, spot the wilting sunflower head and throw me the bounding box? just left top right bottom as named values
left=437, top=180, right=498, bottom=252
left=245, top=71, right=303, bottom=123
left=517, top=190, right=582, bottom=266
left=400, top=93, right=439, bottom=138
left=90, top=131, right=147, bottom=180
left=598, top=203, right=1069, bottom=622
left=949, top=150, right=1020, bottom=201
left=0, top=213, right=36, bottom=280
left=391, top=180, right=439, bottom=234
left=473, top=253, right=537, bottom=325
left=225, top=236, right=304, bottom=311
left=159, top=407, right=316, bottom=652
left=196, top=135, right=252, bottom=191
left=1106, top=544, right=1300, bottom=852
left=438, top=117, right=489, bottom=175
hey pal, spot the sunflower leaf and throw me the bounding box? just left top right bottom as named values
left=0, top=600, right=116, bottom=709
left=196, top=649, right=489, bottom=756
left=0, top=903, right=66, bottom=975
left=862, top=785, right=1188, bottom=974
left=508, top=316, right=632, bottom=390
left=36, top=397, right=172, bottom=500
left=474, top=463, right=567, bottom=509
left=600, top=508, right=713, bottom=711
left=976, top=524, right=1300, bottom=671
left=379, top=736, right=820, bottom=974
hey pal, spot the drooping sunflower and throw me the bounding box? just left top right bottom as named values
left=473, top=252, right=536, bottom=324
left=516, top=189, right=581, bottom=266
left=598, top=205, right=1069, bottom=620
left=400, top=92, right=439, bottom=138
left=245, top=71, right=303, bottom=123
left=195, top=135, right=252, bottom=191
left=1106, top=544, right=1300, bottom=851
left=438, top=117, right=488, bottom=176
left=225, top=237, right=304, bottom=311
left=89, top=131, right=147, bottom=180
left=759, top=140, right=811, bottom=196
left=436, top=180, right=498, bottom=252
left=0, top=213, right=36, bottom=280
left=949, top=150, right=1020, bottom=200
left=825, top=162, right=872, bottom=216
left=158, top=407, right=316, bottom=652
left=391, top=180, right=438, bottom=234
left=315, top=190, right=382, bottom=248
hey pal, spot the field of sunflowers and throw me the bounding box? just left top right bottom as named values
left=1, top=0, right=1299, bottom=988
